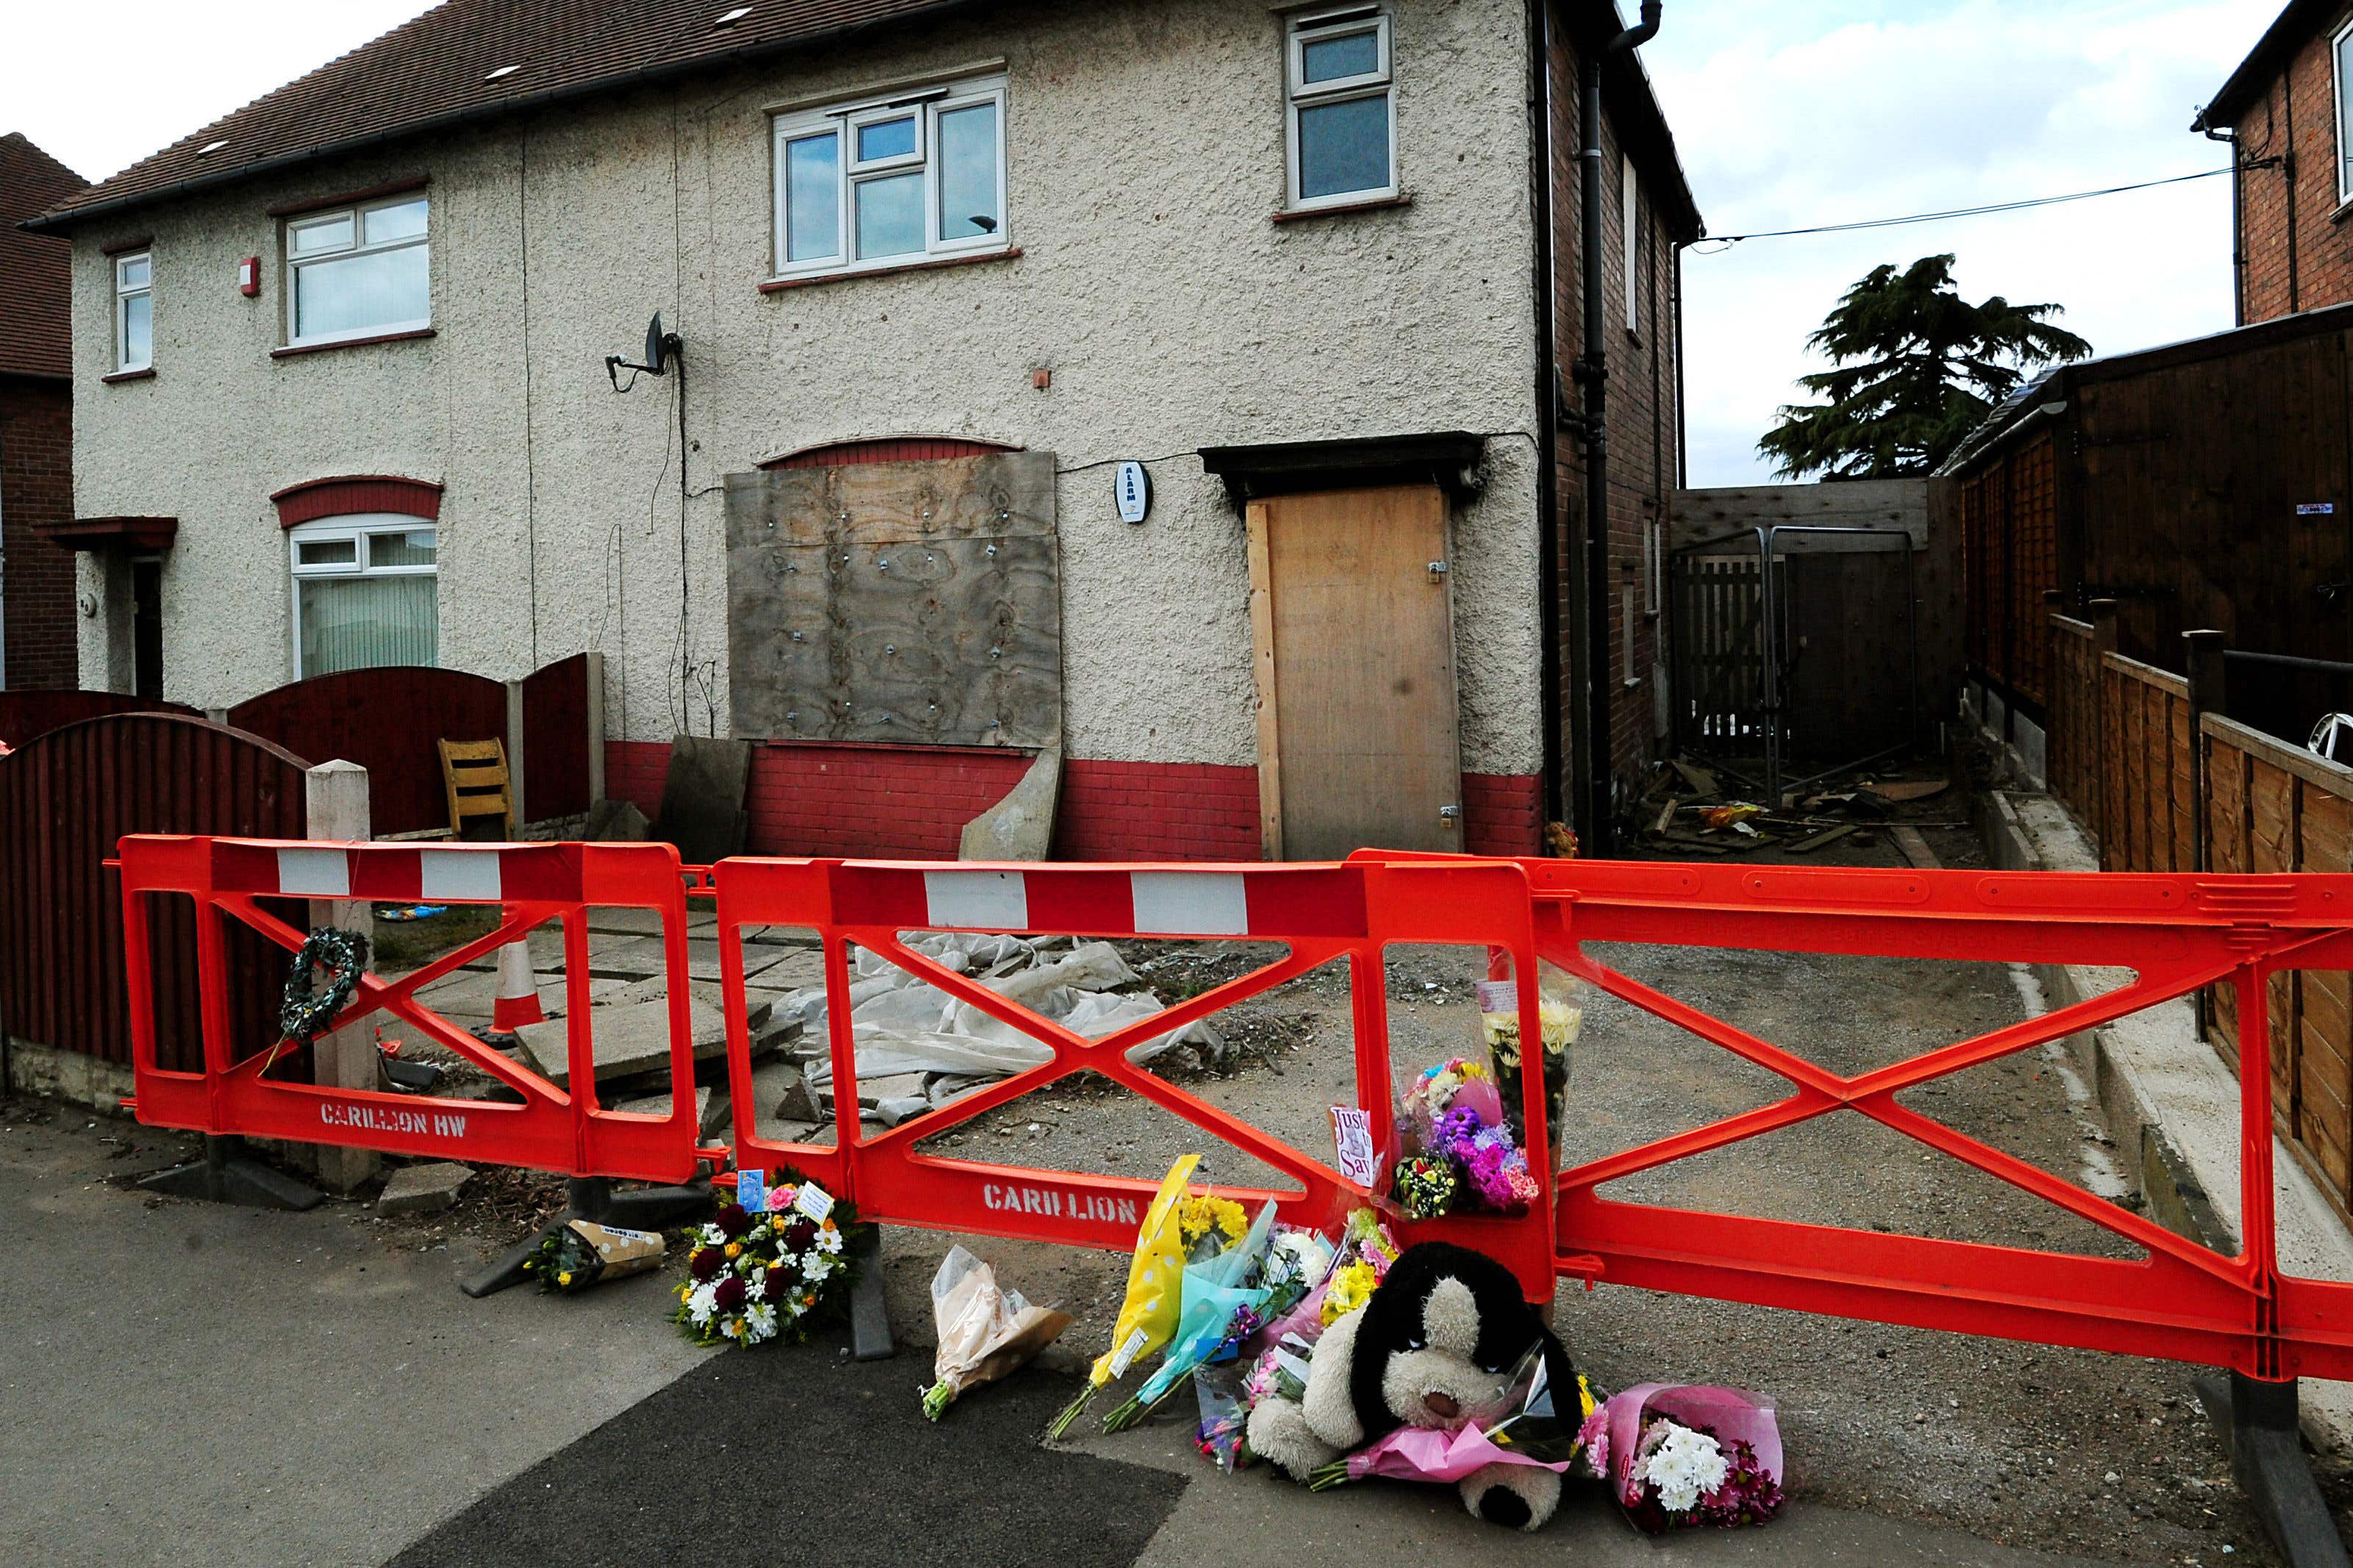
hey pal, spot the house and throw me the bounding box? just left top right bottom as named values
left=25, top=0, right=1700, bottom=861
left=0, top=133, right=89, bottom=692
left=2195, top=0, right=2353, bottom=323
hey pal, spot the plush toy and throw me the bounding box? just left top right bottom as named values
left=1246, top=1241, right=1574, bottom=1530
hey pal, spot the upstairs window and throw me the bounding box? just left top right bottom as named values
left=773, top=74, right=1008, bottom=279
left=1622, top=152, right=1640, bottom=336
left=288, top=515, right=438, bottom=676
left=285, top=195, right=430, bottom=347
left=2338, top=16, right=2353, bottom=203
left=114, top=251, right=152, bottom=372
left=1286, top=7, right=1396, bottom=210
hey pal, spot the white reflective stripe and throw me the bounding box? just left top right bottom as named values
left=1129, top=871, right=1249, bottom=936
left=276, top=847, right=350, bottom=898
left=420, top=850, right=504, bottom=902
left=924, top=870, right=1029, bottom=930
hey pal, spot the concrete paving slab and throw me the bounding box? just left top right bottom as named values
left=515, top=995, right=727, bottom=1089
left=612, top=1084, right=727, bottom=1139
left=374, top=1161, right=474, bottom=1216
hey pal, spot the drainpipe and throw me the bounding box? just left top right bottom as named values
left=1566, top=0, right=1661, bottom=854
left=2199, top=116, right=2246, bottom=326
left=1529, top=0, right=1565, bottom=838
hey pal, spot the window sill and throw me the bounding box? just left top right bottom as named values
left=760, top=247, right=1021, bottom=292
left=2331, top=195, right=2353, bottom=227
left=272, top=327, right=437, bottom=359
left=1272, top=193, right=1413, bottom=224
left=101, top=368, right=156, bottom=384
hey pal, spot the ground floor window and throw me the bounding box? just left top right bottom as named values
left=288, top=515, right=438, bottom=676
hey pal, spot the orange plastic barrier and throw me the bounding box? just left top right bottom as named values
left=115, top=834, right=2353, bottom=1384
left=117, top=834, right=710, bottom=1182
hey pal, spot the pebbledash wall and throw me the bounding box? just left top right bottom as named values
left=63, top=0, right=1631, bottom=859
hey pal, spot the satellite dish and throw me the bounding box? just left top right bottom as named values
left=644, top=312, right=667, bottom=374
left=605, top=312, right=683, bottom=390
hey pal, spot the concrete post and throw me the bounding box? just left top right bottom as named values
left=304, top=759, right=378, bottom=1192
left=504, top=678, right=527, bottom=838
left=2089, top=600, right=2120, bottom=862
left=583, top=651, right=607, bottom=806
left=203, top=707, right=229, bottom=727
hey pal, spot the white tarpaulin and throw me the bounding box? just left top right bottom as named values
left=779, top=933, right=1222, bottom=1122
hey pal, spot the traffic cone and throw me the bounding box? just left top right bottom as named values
left=490, top=937, right=547, bottom=1032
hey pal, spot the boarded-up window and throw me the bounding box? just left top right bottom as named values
left=722, top=451, right=1060, bottom=748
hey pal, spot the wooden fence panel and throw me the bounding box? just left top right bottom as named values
left=229, top=667, right=505, bottom=837
left=0, top=715, right=310, bottom=1072
left=0, top=691, right=201, bottom=748
left=2046, top=617, right=2099, bottom=834
left=520, top=654, right=593, bottom=823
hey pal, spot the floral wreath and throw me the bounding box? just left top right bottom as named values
left=673, top=1167, right=863, bottom=1347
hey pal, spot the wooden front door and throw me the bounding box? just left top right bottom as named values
left=1249, top=484, right=1462, bottom=860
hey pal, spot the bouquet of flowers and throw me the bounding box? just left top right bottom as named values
left=671, top=1169, right=860, bottom=1348
left=1101, top=1198, right=1278, bottom=1432
left=1476, top=968, right=1582, bottom=1161
left=1308, top=1341, right=1596, bottom=1492
left=1390, top=1058, right=1541, bottom=1219
left=920, top=1245, right=1073, bottom=1420
left=522, top=1219, right=665, bottom=1293
left=1580, top=1383, right=1784, bottom=1533
left=1194, top=1209, right=1396, bottom=1470
left=1046, top=1155, right=1201, bottom=1440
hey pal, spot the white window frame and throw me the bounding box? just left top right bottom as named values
left=2336, top=15, right=2353, bottom=204
left=114, top=251, right=152, bottom=373
left=771, top=74, right=1010, bottom=282
left=1622, top=153, right=1641, bottom=336
left=1285, top=6, right=1398, bottom=213
left=287, top=514, right=439, bottom=678
left=282, top=194, right=431, bottom=349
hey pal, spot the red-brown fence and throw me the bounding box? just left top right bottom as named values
left=229, top=668, right=507, bottom=838
left=0, top=715, right=310, bottom=1073
left=0, top=691, right=200, bottom=748
left=520, top=653, right=593, bottom=823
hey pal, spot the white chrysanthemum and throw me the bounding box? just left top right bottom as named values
left=1636, top=1423, right=1728, bottom=1514
left=685, top=1281, right=720, bottom=1327
left=743, top=1303, right=778, bottom=1344
left=805, top=1255, right=833, bottom=1283
left=745, top=1270, right=766, bottom=1302
left=819, top=1229, right=844, bottom=1256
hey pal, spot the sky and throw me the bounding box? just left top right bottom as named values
left=0, top=0, right=2293, bottom=488
left=1640, top=0, right=2283, bottom=485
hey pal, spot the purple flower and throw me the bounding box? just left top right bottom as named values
left=689, top=1247, right=725, bottom=1282
left=713, top=1275, right=748, bottom=1313
left=715, top=1202, right=751, bottom=1238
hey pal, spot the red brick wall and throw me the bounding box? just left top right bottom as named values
left=1547, top=24, right=1681, bottom=804
left=2233, top=20, right=2353, bottom=322
left=604, top=740, right=1542, bottom=861
left=0, top=378, right=79, bottom=690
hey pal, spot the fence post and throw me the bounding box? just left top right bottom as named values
left=583, top=651, right=607, bottom=806
left=504, top=678, right=527, bottom=837
left=2089, top=600, right=2119, bottom=859
left=305, top=759, right=378, bottom=1192
left=2185, top=631, right=2227, bottom=1044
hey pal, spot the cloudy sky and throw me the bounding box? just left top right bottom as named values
left=1643, top=0, right=2282, bottom=485
left=0, top=1, right=2291, bottom=487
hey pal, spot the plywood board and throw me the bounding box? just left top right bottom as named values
left=722, top=454, right=1060, bottom=749
left=1246, top=502, right=1283, bottom=862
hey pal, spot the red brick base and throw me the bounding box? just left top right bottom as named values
left=604, top=741, right=1541, bottom=862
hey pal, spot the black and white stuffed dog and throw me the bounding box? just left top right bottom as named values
left=1246, top=1241, right=1574, bottom=1530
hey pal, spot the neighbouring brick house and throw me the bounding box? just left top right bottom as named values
left=28, top=0, right=1699, bottom=860
left=0, top=132, right=88, bottom=691
left=2198, top=0, right=2353, bottom=322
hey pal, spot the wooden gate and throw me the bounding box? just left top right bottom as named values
left=0, top=715, right=310, bottom=1073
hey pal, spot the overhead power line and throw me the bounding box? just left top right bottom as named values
left=1693, top=166, right=2229, bottom=250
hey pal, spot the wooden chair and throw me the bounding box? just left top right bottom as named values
left=438, top=737, right=517, bottom=840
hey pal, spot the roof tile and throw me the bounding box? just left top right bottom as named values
left=0, top=132, right=90, bottom=379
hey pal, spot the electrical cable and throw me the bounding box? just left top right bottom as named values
left=1691, top=166, right=2229, bottom=250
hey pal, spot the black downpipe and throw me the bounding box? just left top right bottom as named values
left=2202, top=118, right=2245, bottom=326
left=1529, top=0, right=1565, bottom=839
left=1570, top=0, right=1661, bottom=855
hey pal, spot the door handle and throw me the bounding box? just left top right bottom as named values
left=1427, top=560, right=1449, bottom=581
